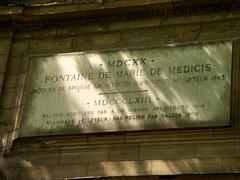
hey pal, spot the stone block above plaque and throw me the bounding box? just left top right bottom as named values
left=19, top=42, right=232, bottom=137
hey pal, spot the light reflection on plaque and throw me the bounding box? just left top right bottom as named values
left=19, top=42, right=232, bottom=136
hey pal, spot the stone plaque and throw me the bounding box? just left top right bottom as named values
left=19, top=42, right=232, bottom=136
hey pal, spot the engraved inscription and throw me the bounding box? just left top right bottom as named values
left=19, top=42, right=232, bottom=136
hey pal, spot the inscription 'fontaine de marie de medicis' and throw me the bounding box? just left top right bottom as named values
left=19, top=42, right=232, bottom=137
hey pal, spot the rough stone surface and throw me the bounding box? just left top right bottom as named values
left=1, top=89, right=15, bottom=109
left=0, top=37, right=12, bottom=98
left=140, top=145, right=194, bottom=160
left=30, top=37, right=73, bottom=51
left=0, top=55, right=8, bottom=74
left=194, top=142, right=235, bottom=158
left=0, top=73, right=4, bottom=87
left=3, top=75, right=18, bottom=89
left=0, top=39, right=11, bottom=55
left=109, top=146, right=139, bottom=161
left=92, top=33, right=121, bottom=46
left=232, top=69, right=240, bottom=91
left=60, top=150, right=109, bottom=164
left=10, top=40, right=29, bottom=56
left=5, top=57, right=21, bottom=76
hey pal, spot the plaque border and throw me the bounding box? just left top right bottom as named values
left=11, top=39, right=237, bottom=139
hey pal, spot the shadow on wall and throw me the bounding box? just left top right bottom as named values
left=0, top=157, right=50, bottom=180
left=0, top=170, right=7, bottom=180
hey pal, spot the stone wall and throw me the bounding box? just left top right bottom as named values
left=0, top=30, right=13, bottom=153
left=0, top=1, right=239, bottom=179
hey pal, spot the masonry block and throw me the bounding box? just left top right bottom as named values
left=58, top=24, right=105, bottom=36
left=30, top=37, right=72, bottom=51
left=0, top=55, right=8, bottom=73
left=16, top=28, right=57, bottom=39
left=126, top=133, right=180, bottom=143
left=151, top=160, right=181, bottom=175
left=152, top=158, right=221, bottom=174
left=39, top=4, right=78, bottom=15
left=0, top=39, right=11, bottom=55
left=208, top=174, right=237, bottom=180
left=109, top=146, right=139, bottom=161
left=11, top=40, right=29, bottom=56
left=88, top=135, right=125, bottom=145
left=232, top=69, right=240, bottom=91
left=72, top=35, right=93, bottom=50
left=0, top=30, right=13, bottom=39
left=0, top=109, right=11, bottom=125
left=3, top=76, right=18, bottom=89
left=140, top=145, right=194, bottom=160
left=39, top=163, right=88, bottom=179
left=222, top=158, right=240, bottom=173
left=60, top=149, right=109, bottom=164
left=87, top=162, right=123, bottom=177
left=0, top=73, right=4, bottom=86
left=1, top=89, right=15, bottom=109
left=122, top=161, right=152, bottom=176
left=5, top=57, right=21, bottom=76
left=121, top=28, right=171, bottom=45
left=92, top=33, right=121, bottom=46
left=20, top=153, right=60, bottom=166
left=109, top=18, right=161, bottom=31
left=194, top=142, right=235, bottom=158
left=198, top=21, right=239, bottom=41
left=161, top=16, right=202, bottom=26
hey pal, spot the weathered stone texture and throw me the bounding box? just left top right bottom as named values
left=0, top=35, right=12, bottom=151
left=0, top=73, right=4, bottom=87
left=57, top=24, right=106, bottom=36
left=72, top=35, right=93, bottom=50
left=39, top=4, right=79, bottom=14
left=0, top=55, right=8, bottom=74
left=232, top=70, right=240, bottom=92
left=0, top=110, right=11, bottom=126
left=195, top=141, right=235, bottom=158
left=222, top=158, right=240, bottom=173
left=3, top=158, right=239, bottom=179
left=5, top=57, right=21, bottom=76
left=88, top=162, right=124, bottom=177
left=126, top=133, right=180, bottom=143
left=10, top=40, right=29, bottom=56
left=122, top=161, right=152, bottom=176
left=92, top=33, right=121, bottom=46
left=30, top=37, right=73, bottom=51
left=198, top=20, right=240, bottom=40
left=15, top=28, right=57, bottom=39
left=3, top=76, right=18, bottom=89
left=88, top=135, right=126, bottom=145
left=1, top=89, right=15, bottom=109
left=109, top=19, right=161, bottom=31
left=109, top=146, right=139, bottom=161
left=0, top=39, right=11, bottom=55
left=140, top=144, right=194, bottom=160
left=60, top=149, right=109, bottom=164
left=21, top=153, right=60, bottom=165
left=0, top=38, right=12, bottom=89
